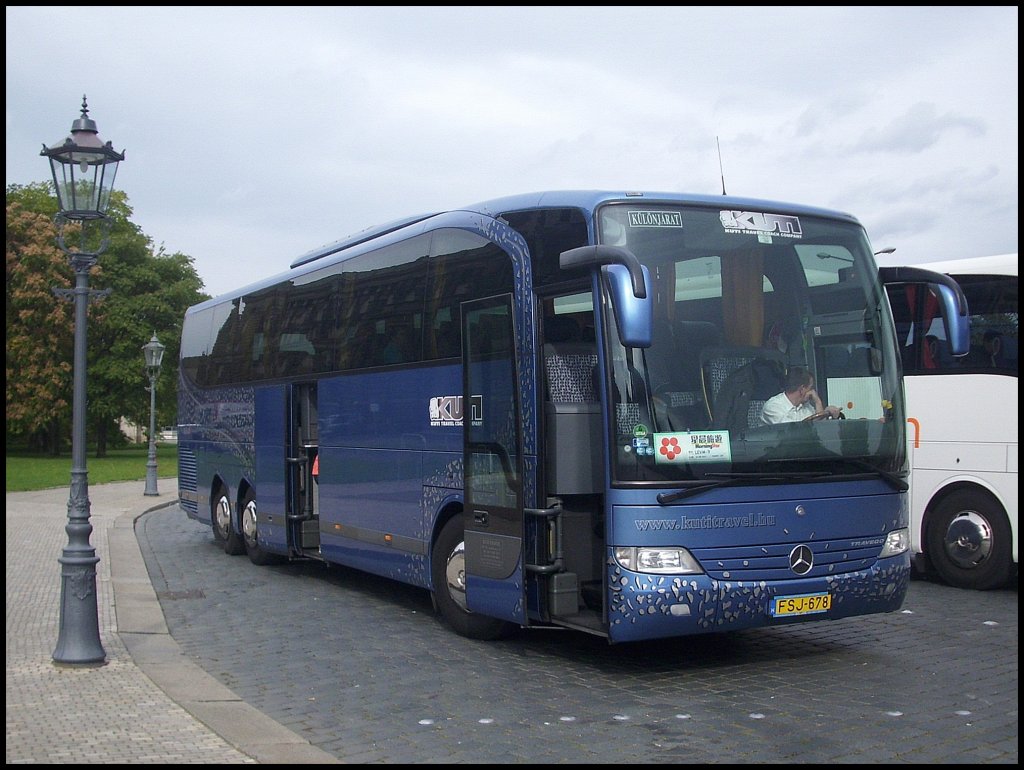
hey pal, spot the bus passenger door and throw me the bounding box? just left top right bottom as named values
left=461, top=296, right=526, bottom=625
left=254, top=383, right=318, bottom=557
left=287, top=383, right=320, bottom=555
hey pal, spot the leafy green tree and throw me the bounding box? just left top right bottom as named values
left=6, top=182, right=209, bottom=455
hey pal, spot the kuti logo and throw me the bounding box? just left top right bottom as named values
left=429, top=396, right=462, bottom=427
left=719, top=210, right=803, bottom=238
left=429, top=395, right=483, bottom=427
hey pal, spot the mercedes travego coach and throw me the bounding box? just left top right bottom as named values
left=177, top=190, right=969, bottom=643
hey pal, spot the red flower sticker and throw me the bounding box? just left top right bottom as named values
left=659, top=436, right=681, bottom=460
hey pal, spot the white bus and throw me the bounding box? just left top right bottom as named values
left=882, top=253, right=1018, bottom=589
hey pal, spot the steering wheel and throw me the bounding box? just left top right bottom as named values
left=803, top=410, right=845, bottom=422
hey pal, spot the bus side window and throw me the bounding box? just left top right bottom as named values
left=433, top=319, right=459, bottom=359
left=983, top=329, right=1018, bottom=371
left=924, top=334, right=955, bottom=370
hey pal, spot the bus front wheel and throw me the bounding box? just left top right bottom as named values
left=927, top=489, right=1012, bottom=590
left=212, top=489, right=245, bottom=555
left=431, top=517, right=513, bottom=641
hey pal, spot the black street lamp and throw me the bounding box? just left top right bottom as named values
left=42, top=96, right=124, bottom=667
left=142, top=333, right=166, bottom=497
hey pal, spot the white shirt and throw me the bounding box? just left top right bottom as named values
left=760, top=391, right=816, bottom=425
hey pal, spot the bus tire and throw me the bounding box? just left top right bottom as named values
left=240, top=491, right=282, bottom=566
left=926, top=489, right=1012, bottom=590
left=212, top=488, right=245, bottom=555
left=431, top=516, right=513, bottom=641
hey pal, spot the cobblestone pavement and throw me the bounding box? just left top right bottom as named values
left=6, top=484, right=258, bottom=764
left=138, top=503, right=1018, bottom=764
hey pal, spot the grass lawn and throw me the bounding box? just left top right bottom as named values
left=6, top=444, right=178, bottom=493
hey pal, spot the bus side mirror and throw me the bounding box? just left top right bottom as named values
left=878, top=266, right=971, bottom=356
left=605, top=264, right=653, bottom=348
left=932, top=282, right=970, bottom=356
left=560, top=245, right=653, bottom=348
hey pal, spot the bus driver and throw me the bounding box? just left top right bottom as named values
left=760, top=367, right=842, bottom=424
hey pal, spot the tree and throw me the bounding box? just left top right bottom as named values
left=6, top=182, right=209, bottom=455
left=6, top=186, right=73, bottom=453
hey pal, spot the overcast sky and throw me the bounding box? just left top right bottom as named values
left=6, top=6, right=1019, bottom=298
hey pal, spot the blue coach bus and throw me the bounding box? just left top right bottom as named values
left=177, top=190, right=968, bottom=643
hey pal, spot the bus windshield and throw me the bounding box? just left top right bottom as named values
left=596, top=203, right=904, bottom=485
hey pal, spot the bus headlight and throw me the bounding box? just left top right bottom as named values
left=879, top=527, right=910, bottom=558
left=613, top=546, right=703, bottom=575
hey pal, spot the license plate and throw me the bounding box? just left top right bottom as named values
left=770, top=592, right=831, bottom=617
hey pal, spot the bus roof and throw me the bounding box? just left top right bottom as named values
left=289, top=212, right=439, bottom=269
left=457, top=189, right=858, bottom=223
left=194, top=189, right=864, bottom=309
left=906, top=253, right=1018, bottom=278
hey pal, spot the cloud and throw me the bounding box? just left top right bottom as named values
left=852, top=102, right=986, bottom=154
left=6, top=6, right=1017, bottom=296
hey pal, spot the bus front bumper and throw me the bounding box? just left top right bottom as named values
left=606, top=553, right=911, bottom=644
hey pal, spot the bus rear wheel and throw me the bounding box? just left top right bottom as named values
left=212, top=488, right=244, bottom=555
left=926, top=489, right=1012, bottom=590
left=431, top=517, right=513, bottom=641
left=240, top=492, right=282, bottom=566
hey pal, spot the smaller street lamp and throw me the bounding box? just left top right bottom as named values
left=143, top=333, right=166, bottom=496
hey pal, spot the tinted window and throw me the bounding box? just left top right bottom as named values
left=181, top=229, right=516, bottom=386
left=424, top=229, right=514, bottom=361
left=501, top=207, right=590, bottom=289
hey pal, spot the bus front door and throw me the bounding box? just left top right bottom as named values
left=461, top=297, right=526, bottom=625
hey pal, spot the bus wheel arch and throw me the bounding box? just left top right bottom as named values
left=239, top=487, right=282, bottom=566
left=211, top=478, right=245, bottom=555
left=924, top=484, right=1013, bottom=590
left=430, top=510, right=514, bottom=641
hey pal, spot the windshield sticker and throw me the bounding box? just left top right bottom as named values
left=625, top=423, right=655, bottom=455
left=720, top=210, right=803, bottom=239
left=628, top=210, right=683, bottom=228
left=632, top=436, right=654, bottom=456
left=654, top=431, right=732, bottom=463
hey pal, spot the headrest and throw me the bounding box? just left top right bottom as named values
left=545, top=316, right=581, bottom=343
left=675, top=321, right=722, bottom=346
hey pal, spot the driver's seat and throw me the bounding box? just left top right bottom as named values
left=701, top=346, right=786, bottom=432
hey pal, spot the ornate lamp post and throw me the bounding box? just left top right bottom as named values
left=42, top=96, right=124, bottom=666
left=142, top=334, right=166, bottom=496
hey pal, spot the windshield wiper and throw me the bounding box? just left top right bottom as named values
left=655, top=461, right=905, bottom=505
left=656, top=471, right=830, bottom=505
left=748, top=457, right=906, bottom=492
left=828, top=458, right=908, bottom=492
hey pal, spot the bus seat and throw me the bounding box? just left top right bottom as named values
left=433, top=320, right=459, bottom=358
left=700, top=346, right=785, bottom=430
left=545, top=315, right=582, bottom=344
left=543, top=336, right=600, bottom=493
left=276, top=350, right=314, bottom=377
left=675, top=321, right=722, bottom=388
left=654, top=320, right=720, bottom=428
left=544, top=341, right=597, bottom=403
